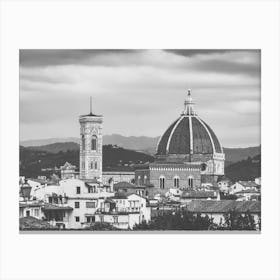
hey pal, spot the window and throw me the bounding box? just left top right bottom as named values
left=34, top=209, right=39, bottom=217
left=86, top=201, right=96, bottom=208
left=91, top=136, right=97, bottom=151
left=138, top=175, right=141, bottom=185
left=144, top=175, right=147, bottom=184
left=188, top=177, right=194, bottom=188
left=113, top=216, right=118, bottom=223
left=86, top=216, right=95, bottom=223
left=81, top=135, right=85, bottom=150
left=90, top=161, right=94, bottom=169
left=95, top=161, right=98, bottom=170
left=82, top=161, right=85, bottom=169
left=75, top=216, right=80, bottom=222
left=75, top=201, right=80, bottom=208
left=100, top=215, right=104, bottom=223
left=174, top=177, right=180, bottom=188
left=159, top=177, right=165, bottom=189
left=76, top=186, right=81, bottom=194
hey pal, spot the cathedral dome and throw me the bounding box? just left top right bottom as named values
left=156, top=90, right=223, bottom=156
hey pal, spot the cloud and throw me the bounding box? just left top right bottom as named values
left=19, top=49, right=140, bottom=67
left=166, top=49, right=261, bottom=77
left=19, top=49, right=261, bottom=147
left=165, top=49, right=230, bottom=57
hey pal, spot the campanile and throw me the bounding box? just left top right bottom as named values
left=79, top=98, right=103, bottom=180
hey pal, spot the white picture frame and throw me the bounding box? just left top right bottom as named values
left=0, top=0, right=280, bottom=279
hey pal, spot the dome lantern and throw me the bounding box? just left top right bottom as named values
left=182, top=89, right=196, bottom=116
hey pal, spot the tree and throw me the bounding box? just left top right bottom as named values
left=133, top=210, right=215, bottom=230
left=85, top=222, right=116, bottom=231
left=222, top=209, right=256, bottom=230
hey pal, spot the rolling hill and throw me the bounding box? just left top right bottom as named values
left=225, top=154, right=261, bottom=182
left=24, top=140, right=261, bottom=166
left=20, top=145, right=155, bottom=178
left=20, top=141, right=261, bottom=182
left=223, top=146, right=261, bottom=166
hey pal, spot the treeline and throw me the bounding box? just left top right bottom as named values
left=133, top=209, right=260, bottom=231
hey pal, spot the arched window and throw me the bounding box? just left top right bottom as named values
left=94, top=161, right=98, bottom=170
left=144, top=175, right=147, bottom=184
left=91, top=136, right=97, bottom=151
left=159, top=176, right=165, bottom=189
left=188, top=176, right=194, bottom=188
left=81, top=135, right=85, bottom=150
left=137, top=175, right=141, bottom=185
left=174, top=176, right=180, bottom=188
left=90, top=161, right=94, bottom=170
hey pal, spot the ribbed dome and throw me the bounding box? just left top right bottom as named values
left=156, top=90, right=223, bottom=156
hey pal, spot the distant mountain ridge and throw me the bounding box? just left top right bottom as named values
left=20, top=137, right=80, bottom=147
left=20, top=134, right=159, bottom=153
left=23, top=139, right=261, bottom=166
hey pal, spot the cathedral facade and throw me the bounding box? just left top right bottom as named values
left=135, top=90, right=225, bottom=195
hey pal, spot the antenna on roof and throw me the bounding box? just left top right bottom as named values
left=90, top=96, right=92, bottom=114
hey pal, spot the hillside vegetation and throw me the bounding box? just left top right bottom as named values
left=225, top=154, right=261, bottom=182
left=20, top=145, right=154, bottom=178
left=20, top=142, right=261, bottom=182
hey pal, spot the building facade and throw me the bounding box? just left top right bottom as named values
left=60, top=162, right=77, bottom=180
left=102, top=171, right=135, bottom=185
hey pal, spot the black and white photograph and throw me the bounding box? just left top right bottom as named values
left=19, top=49, right=261, bottom=232
left=1, top=1, right=280, bottom=280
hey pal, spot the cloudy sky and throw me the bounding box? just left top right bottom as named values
left=19, top=49, right=261, bottom=148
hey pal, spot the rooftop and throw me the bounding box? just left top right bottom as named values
left=156, top=90, right=223, bottom=156
left=238, top=181, right=260, bottom=188
left=42, top=203, right=73, bottom=211
left=113, top=181, right=136, bottom=189
left=181, top=190, right=218, bottom=199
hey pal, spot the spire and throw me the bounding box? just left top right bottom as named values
left=90, top=96, right=93, bottom=115
left=182, top=89, right=196, bottom=116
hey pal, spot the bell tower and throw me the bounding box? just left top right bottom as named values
left=79, top=97, right=103, bottom=180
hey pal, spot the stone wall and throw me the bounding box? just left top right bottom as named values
left=135, top=164, right=201, bottom=196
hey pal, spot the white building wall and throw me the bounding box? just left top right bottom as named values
left=19, top=206, right=44, bottom=220
left=229, top=182, right=245, bottom=194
